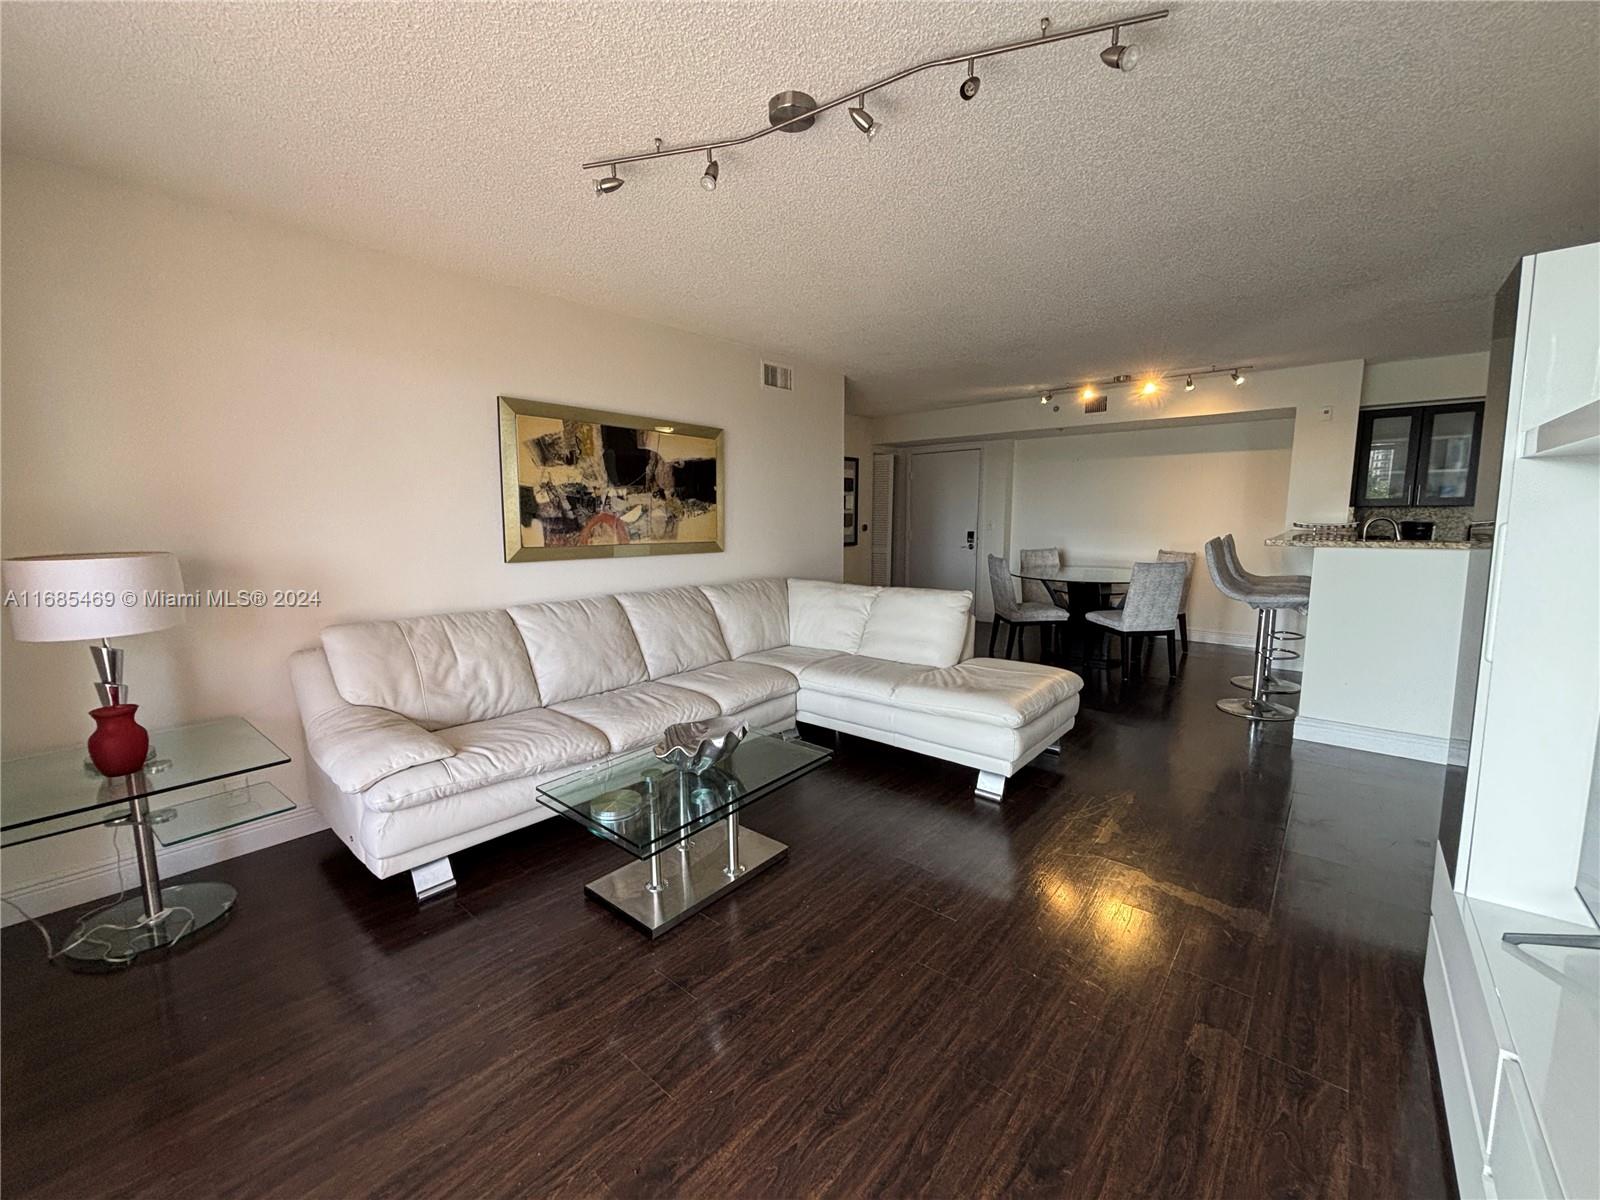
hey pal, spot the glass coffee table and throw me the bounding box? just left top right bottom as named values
left=537, top=731, right=831, bottom=938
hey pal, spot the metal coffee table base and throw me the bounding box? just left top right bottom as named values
left=585, top=816, right=787, bottom=939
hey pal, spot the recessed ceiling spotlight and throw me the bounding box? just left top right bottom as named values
left=702, top=151, right=719, bottom=191
left=594, top=166, right=624, bottom=196
left=1184, top=375, right=1195, bottom=391
left=848, top=95, right=879, bottom=138
left=1100, top=26, right=1140, bottom=72
left=959, top=60, right=981, bottom=101
left=1231, top=368, right=1245, bottom=386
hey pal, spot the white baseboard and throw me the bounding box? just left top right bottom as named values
left=1184, top=626, right=1258, bottom=649
left=0, top=806, right=328, bottom=926
left=1293, top=715, right=1469, bottom=766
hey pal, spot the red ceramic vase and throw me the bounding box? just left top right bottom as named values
left=87, top=704, right=150, bottom=777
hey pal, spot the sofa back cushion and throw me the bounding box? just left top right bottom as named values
left=856, top=587, right=973, bottom=668
left=699, top=578, right=789, bottom=658
left=321, top=609, right=540, bottom=730
left=509, top=596, right=648, bottom=705
left=788, top=580, right=881, bottom=653
left=616, top=586, right=730, bottom=679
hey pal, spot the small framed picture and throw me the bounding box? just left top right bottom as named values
left=843, top=457, right=859, bottom=547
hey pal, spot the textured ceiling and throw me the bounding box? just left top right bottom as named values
left=3, top=2, right=1597, bottom=415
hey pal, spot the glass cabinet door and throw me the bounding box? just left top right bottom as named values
left=1417, top=405, right=1484, bottom=505
left=1354, top=411, right=1421, bottom=506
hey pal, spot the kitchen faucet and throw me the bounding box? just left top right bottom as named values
left=1361, top=516, right=1400, bottom=541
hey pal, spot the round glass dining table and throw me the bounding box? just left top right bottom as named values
left=1011, top=564, right=1132, bottom=665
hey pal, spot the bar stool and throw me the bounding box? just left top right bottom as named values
left=1203, top=537, right=1307, bottom=722
left=1221, top=534, right=1306, bottom=696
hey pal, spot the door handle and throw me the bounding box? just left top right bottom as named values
left=965, top=531, right=976, bottom=549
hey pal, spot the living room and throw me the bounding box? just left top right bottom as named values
left=2, top=3, right=1597, bottom=1198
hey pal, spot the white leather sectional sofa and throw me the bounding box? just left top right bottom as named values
left=289, top=578, right=1084, bottom=895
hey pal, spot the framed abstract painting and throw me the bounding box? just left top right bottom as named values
left=498, top=396, right=724, bottom=562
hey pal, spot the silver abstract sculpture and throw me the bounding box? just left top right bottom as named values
left=653, top=716, right=748, bottom=773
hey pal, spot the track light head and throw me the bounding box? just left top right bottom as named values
left=1040, top=391, right=1053, bottom=405
left=594, top=167, right=624, bottom=196
left=702, top=153, right=719, bottom=191
left=1080, top=385, right=1097, bottom=403
left=960, top=60, right=981, bottom=101
left=1231, top=368, right=1245, bottom=386
left=1185, top=375, right=1195, bottom=392
left=1100, top=27, right=1140, bottom=72
left=848, top=97, right=878, bottom=138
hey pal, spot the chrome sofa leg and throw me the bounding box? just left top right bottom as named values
left=974, top=770, right=1006, bottom=801
left=411, top=856, right=456, bottom=901
left=1041, top=737, right=1063, bottom=756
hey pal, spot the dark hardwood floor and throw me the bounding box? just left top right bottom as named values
left=2, top=641, right=1458, bottom=1199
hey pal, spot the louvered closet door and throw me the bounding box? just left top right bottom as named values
left=870, top=453, right=894, bottom=586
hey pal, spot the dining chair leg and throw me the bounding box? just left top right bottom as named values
left=1166, top=630, right=1178, bottom=676
left=1178, top=612, right=1190, bottom=653
left=987, top=619, right=999, bottom=657
left=1006, top=623, right=1018, bottom=659
left=1120, top=633, right=1131, bottom=682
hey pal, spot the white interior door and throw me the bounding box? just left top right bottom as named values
left=907, top=449, right=980, bottom=593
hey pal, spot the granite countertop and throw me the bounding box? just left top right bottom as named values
left=1265, top=530, right=1491, bottom=550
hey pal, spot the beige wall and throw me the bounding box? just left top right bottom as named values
left=842, top=414, right=875, bottom=584
left=1009, top=419, right=1296, bottom=642
left=0, top=155, right=844, bottom=910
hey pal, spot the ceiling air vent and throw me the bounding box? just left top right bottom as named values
left=761, top=361, right=793, bottom=391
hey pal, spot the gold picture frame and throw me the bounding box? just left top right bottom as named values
left=498, top=396, right=725, bottom=563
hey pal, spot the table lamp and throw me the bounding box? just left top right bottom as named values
left=2, top=552, right=185, bottom=774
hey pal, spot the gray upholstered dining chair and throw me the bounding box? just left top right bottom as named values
left=1018, top=547, right=1064, bottom=606
left=1156, top=548, right=1195, bottom=651
left=986, top=554, right=1074, bottom=661
left=1084, top=559, right=1187, bottom=679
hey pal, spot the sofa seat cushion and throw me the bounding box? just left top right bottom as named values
left=549, top=681, right=720, bottom=754
left=888, top=658, right=1084, bottom=729
left=660, top=661, right=798, bottom=715
left=359, top=708, right=610, bottom=812
left=738, top=645, right=845, bottom=678
left=797, top=656, right=930, bottom=702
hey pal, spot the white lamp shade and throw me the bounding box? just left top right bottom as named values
left=3, top=552, right=185, bottom=642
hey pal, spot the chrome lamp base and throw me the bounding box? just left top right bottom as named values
left=585, top=816, right=787, bottom=938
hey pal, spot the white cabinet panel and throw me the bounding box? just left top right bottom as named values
left=1488, top=1059, right=1565, bottom=1199
left=1519, top=244, right=1600, bottom=434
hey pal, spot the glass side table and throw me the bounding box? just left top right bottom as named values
left=1, top=717, right=292, bottom=966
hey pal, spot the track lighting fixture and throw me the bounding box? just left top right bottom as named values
left=1039, top=391, right=1053, bottom=405
left=848, top=95, right=879, bottom=138
left=1047, top=365, right=1251, bottom=405
left=580, top=8, right=1169, bottom=189
left=959, top=60, right=981, bottom=101
left=1100, top=26, right=1140, bottom=71
left=702, top=150, right=719, bottom=191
